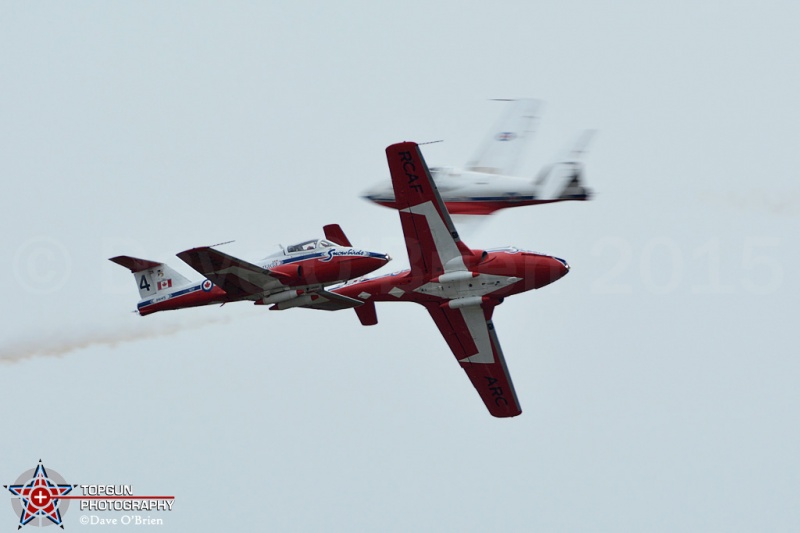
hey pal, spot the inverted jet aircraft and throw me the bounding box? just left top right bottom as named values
left=363, top=99, right=595, bottom=215
left=308, top=143, right=571, bottom=417
left=110, top=225, right=391, bottom=316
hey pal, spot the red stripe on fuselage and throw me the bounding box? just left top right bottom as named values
left=332, top=250, right=568, bottom=304
left=139, top=285, right=228, bottom=316
left=375, top=198, right=581, bottom=215
left=269, top=254, right=389, bottom=286
left=139, top=254, right=389, bottom=316
left=307, top=255, right=389, bottom=283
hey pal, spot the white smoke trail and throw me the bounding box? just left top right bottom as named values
left=0, top=313, right=239, bottom=363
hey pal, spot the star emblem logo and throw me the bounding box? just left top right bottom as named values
left=5, top=460, right=76, bottom=529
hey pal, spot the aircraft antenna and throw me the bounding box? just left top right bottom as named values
left=419, top=140, right=444, bottom=145
left=209, top=240, right=235, bottom=248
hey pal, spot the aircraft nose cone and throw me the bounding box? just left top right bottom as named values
left=369, top=253, right=391, bottom=265
left=553, top=256, right=570, bottom=276
left=373, top=252, right=391, bottom=265
left=535, top=256, right=570, bottom=287
left=528, top=255, right=570, bottom=289
left=346, top=252, right=391, bottom=279
left=549, top=256, right=570, bottom=283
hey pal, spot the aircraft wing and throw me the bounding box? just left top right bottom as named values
left=466, top=98, right=541, bottom=176
left=176, top=246, right=286, bottom=299
left=386, top=142, right=472, bottom=278
left=423, top=302, right=521, bottom=418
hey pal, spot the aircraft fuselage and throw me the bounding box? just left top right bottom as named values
left=364, top=169, right=589, bottom=215
left=136, top=247, right=390, bottom=316
left=333, top=247, right=568, bottom=306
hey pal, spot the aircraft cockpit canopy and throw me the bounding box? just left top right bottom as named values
left=285, top=239, right=337, bottom=253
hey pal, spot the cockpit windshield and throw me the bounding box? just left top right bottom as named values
left=286, top=240, right=318, bottom=253
left=487, top=246, right=520, bottom=253
left=285, top=239, right=337, bottom=253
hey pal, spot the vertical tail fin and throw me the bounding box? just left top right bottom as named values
left=323, top=224, right=352, bottom=247
left=466, top=98, right=542, bottom=176
left=109, top=256, right=192, bottom=299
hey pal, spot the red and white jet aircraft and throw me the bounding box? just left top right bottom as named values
left=310, top=142, right=570, bottom=417
left=110, top=225, right=391, bottom=316
left=363, top=99, right=595, bottom=215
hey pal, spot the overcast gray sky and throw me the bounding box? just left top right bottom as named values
left=1, top=1, right=798, bottom=531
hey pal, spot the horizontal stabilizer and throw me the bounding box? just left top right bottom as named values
left=109, top=256, right=162, bottom=273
